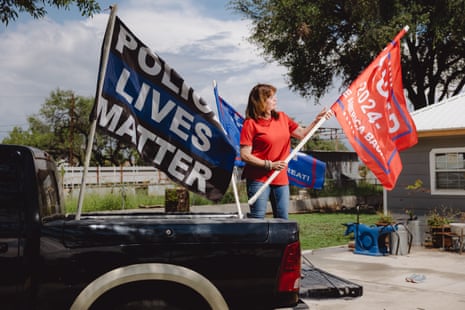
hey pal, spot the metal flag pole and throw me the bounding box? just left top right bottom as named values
left=76, top=5, right=118, bottom=220
left=212, top=80, right=243, bottom=218
left=248, top=109, right=333, bottom=205
left=231, top=167, right=244, bottom=218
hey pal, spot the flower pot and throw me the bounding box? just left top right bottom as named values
left=430, top=225, right=451, bottom=248
left=407, top=219, right=424, bottom=247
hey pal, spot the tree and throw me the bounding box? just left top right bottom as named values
left=1, top=89, right=137, bottom=166
left=230, top=0, right=465, bottom=110
left=1, top=0, right=101, bottom=26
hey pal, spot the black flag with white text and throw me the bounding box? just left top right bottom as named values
left=91, top=17, right=236, bottom=201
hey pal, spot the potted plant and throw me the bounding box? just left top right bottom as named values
left=426, top=208, right=451, bottom=227
left=376, top=212, right=395, bottom=226
left=404, top=209, right=417, bottom=221
left=426, top=206, right=453, bottom=248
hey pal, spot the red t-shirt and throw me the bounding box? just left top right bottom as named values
left=240, top=112, right=299, bottom=185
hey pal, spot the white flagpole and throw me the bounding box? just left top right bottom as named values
left=231, top=167, right=244, bottom=218
left=212, top=80, right=243, bottom=218
left=248, top=109, right=333, bottom=205
left=76, top=5, right=118, bottom=220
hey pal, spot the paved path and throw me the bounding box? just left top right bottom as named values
left=301, top=246, right=465, bottom=310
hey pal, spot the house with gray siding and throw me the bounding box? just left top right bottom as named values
left=387, top=93, right=465, bottom=216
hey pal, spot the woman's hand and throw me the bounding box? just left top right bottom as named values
left=271, top=160, right=286, bottom=171
left=292, top=107, right=332, bottom=139
left=240, top=145, right=286, bottom=171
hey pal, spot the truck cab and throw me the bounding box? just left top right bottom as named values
left=0, top=145, right=63, bottom=308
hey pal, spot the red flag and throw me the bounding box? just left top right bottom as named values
left=331, top=27, right=417, bottom=190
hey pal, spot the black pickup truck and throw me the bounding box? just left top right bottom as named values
left=0, top=144, right=303, bottom=310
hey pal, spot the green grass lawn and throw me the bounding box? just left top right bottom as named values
left=290, top=213, right=380, bottom=250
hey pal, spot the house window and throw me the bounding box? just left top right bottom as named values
left=430, top=147, right=465, bottom=195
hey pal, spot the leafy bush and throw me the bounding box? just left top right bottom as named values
left=426, top=205, right=458, bottom=226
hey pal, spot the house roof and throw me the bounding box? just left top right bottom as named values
left=411, top=93, right=465, bottom=137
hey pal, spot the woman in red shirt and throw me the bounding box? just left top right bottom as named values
left=240, top=83, right=325, bottom=219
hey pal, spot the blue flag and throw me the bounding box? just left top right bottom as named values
left=92, top=17, right=236, bottom=201
left=214, top=85, right=245, bottom=167
left=213, top=84, right=325, bottom=189
left=287, top=151, right=325, bottom=189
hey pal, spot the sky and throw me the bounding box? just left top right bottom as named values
left=0, top=0, right=341, bottom=141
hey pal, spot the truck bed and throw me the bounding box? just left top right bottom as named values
left=39, top=212, right=301, bottom=309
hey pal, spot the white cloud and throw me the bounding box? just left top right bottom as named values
left=0, top=0, right=339, bottom=140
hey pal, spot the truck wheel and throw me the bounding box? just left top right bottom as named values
left=89, top=280, right=211, bottom=310
left=70, top=263, right=228, bottom=310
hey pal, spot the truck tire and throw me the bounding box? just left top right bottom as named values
left=89, top=280, right=211, bottom=310
left=70, top=263, right=228, bottom=310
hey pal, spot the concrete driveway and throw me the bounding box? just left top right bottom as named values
left=301, top=246, right=465, bottom=310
